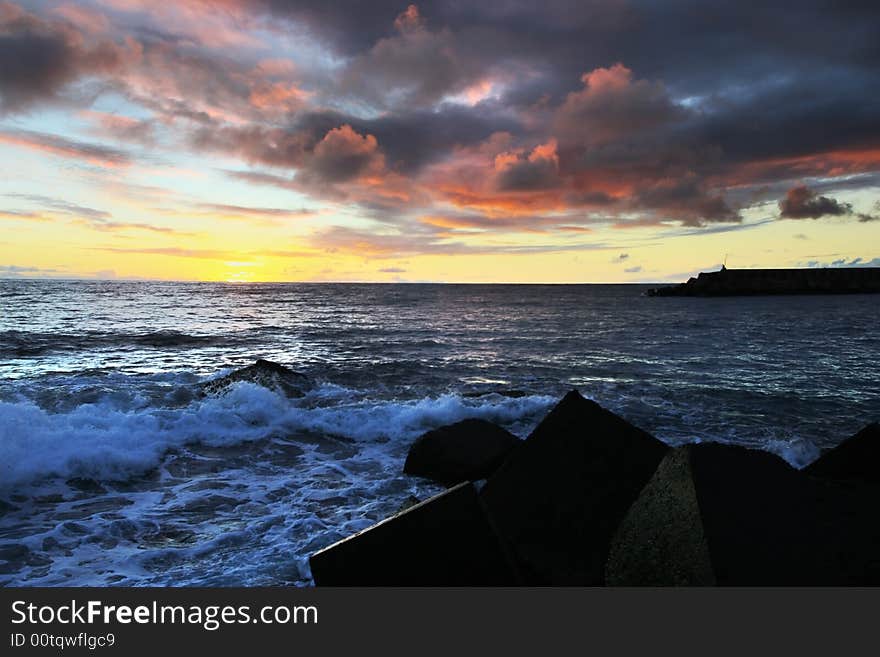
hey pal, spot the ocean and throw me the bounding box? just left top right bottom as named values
left=1, top=280, right=878, bottom=586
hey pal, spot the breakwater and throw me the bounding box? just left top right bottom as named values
left=648, top=267, right=880, bottom=296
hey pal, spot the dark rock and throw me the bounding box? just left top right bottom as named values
left=309, top=482, right=518, bottom=586
left=201, top=359, right=310, bottom=398
left=804, top=423, right=880, bottom=483
left=404, top=419, right=521, bottom=486
left=480, top=390, right=669, bottom=584
left=607, top=443, right=880, bottom=585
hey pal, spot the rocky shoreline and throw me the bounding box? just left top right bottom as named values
left=648, top=266, right=880, bottom=296
left=310, top=390, right=880, bottom=586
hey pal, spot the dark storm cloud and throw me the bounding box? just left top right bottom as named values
left=252, top=1, right=879, bottom=88
left=269, top=1, right=880, bottom=161
left=692, top=74, right=880, bottom=169
left=495, top=154, right=561, bottom=192
left=366, top=105, right=522, bottom=174
left=3, top=0, right=878, bottom=238
left=336, top=4, right=489, bottom=110
left=0, top=28, right=77, bottom=111
left=553, top=64, right=686, bottom=147
left=779, top=186, right=853, bottom=219
left=164, top=1, right=880, bottom=227
left=190, top=123, right=311, bottom=169
left=633, top=177, right=742, bottom=226
left=198, top=101, right=520, bottom=180
left=0, top=1, right=131, bottom=112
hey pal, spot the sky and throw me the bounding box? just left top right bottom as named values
left=0, top=0, right=878, bottom=283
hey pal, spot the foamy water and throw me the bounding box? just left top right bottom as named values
left=1, top=280, right=877, bottom=585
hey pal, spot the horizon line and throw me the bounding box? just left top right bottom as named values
left=3, top=264, right=878, bottom=285
left=0, top=277, right=670, bottom=285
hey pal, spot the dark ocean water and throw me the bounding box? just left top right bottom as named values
left=1, top=280, right=878, bottom=586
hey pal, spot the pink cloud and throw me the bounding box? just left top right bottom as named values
left=52, top=4, right=111, bottom=33
left=0, top=128, right=131, bottom=167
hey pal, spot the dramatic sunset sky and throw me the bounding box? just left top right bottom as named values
left=1, top=1, right=878, bottom=282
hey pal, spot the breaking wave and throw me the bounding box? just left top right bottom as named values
left=0, top=381, right=555, bottom=488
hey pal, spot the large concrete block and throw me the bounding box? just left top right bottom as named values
left=805, top=423, right=880, bottom=483
left=606, top=447, right=715, bottom=586
left=309, top=482, right=518, bottom=586
left=480, top=390, right=669, bottom=584
left=607, top=443, right=880, bottom=585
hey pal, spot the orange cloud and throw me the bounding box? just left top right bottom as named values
left=248, top=81, right=307, bottom=112
left=394, top=4, right=425, bottom=33
left=725, top=148, right=880, bottom=188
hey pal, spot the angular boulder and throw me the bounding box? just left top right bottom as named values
left=309, top=482, right=518, bottom=586
left=804, top=423, right=880, bottom=483
left=404, top=419, right=521, bottom=486
left=201, top=359, right=310, bottom=398
left=480, top=390, right=669, bottom=584
left=607, top=443, right=880, bottom=585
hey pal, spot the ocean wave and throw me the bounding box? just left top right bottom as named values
left=763, top=437, right=822, bottom=469
left=129, top=331, right=219, bottom=348
left=0, top=382, right=554, bottom=489
left=0, top=330, right=227, bottom=358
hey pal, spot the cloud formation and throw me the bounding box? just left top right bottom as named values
left=0, top=0, right=877, bottom=262
left=0, top=1, right=137, bottom=112
left=779, top=185, right=852, bottom=220
left=0, top=128, right=131, bottom=166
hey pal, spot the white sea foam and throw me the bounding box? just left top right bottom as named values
left=0, top=382, right=554, bottom=488
left=764, top=437, right=822, bottom=469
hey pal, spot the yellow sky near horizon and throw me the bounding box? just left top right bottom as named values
left=3, top=195, right=878, bottom=283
